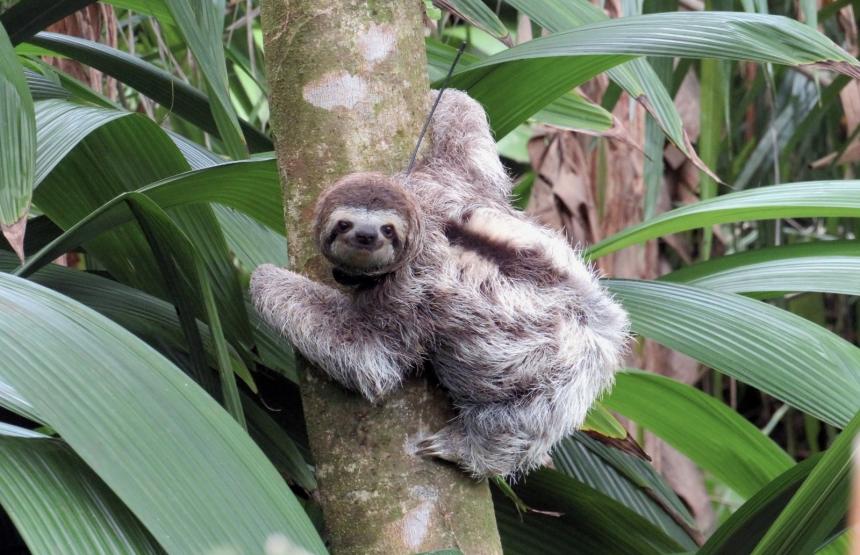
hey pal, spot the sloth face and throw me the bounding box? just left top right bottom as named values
left=314, top=172, right=420, bottom=277
left=321, top=207, right=407, bottom=274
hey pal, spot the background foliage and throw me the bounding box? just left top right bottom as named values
left=0, top=0, right=858, bottom=553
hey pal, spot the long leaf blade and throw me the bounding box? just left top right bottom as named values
left=700, top=456, right=819, bottom=555
left=605, top=370, right=793, bottom=498
left=437, top=0, right=510, bottom=44
left=18, top=158, right=283, bottom=279
left=588, top=181, right=860, bottom=259
left=495, top=468, right=684, bottom=554
left=752, top=410, right=860, bottom=554
left=101, top=0, right=174, bottom=24
left=0, top=272, right=326, bottom=553
left=0, top=427, right=162, bottom=555
left=0, top=22, right=35, bottom=259
left=506, top=0, right=709, bottom=175
left=125, top=193, right=246, bottom=426
left=27, top=32, right=272, bottom=152
left=447, top=12, right=860, bottom=138
left=553, top=433, right=699, bottom=548
left=0, top=0, right=95, bottom=44
left=662, top=240, right=860, bottom=297
left=163, top=0, right=248, bottom=159
left=427, top=38, right=615, bottom=134
left=32, top=99, right=255, bottom=346
left=606, top=280, right=860, bottom=427
left=0, top=251, right=256, bottom=394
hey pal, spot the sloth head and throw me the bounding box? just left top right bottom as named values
left=313, top=172, right=422, bottom=277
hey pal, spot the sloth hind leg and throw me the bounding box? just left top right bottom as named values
left=415, top=400, right=555, bottom=478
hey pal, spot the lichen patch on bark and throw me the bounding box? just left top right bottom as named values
left=401, top=500, right=434, bottom=549
left=303, top=70, right=370, bottom=110
left=345, top=489, right=377, bottom=503
left=358, top=23, right=395, bottom=65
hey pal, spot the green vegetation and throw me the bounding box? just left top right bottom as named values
left=0, top=0, right=858, bottom=553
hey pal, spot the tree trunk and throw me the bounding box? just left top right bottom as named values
left=260, top=2, right=502, bottom=554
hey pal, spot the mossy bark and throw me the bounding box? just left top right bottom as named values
left=260, top=1, right=502, bottom=553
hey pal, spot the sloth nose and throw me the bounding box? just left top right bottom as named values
left=353, top=227, right=378, bottom=246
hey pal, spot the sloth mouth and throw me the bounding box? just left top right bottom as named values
left=347, top=241, right=382, bottom=251
left=330, top=250, right=396, bottom=278
left=326, top=238, right=398, bottom=280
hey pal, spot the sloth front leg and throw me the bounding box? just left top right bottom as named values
left=250, top=264, right=409, bottom=401
left=425, top=89, right=511, bottom=202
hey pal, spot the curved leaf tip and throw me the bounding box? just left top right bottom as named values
left=1, top=216, right=26, bottom=262
left=811, top=61, right=860, bottom=79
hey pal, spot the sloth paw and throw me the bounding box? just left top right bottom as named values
left=414, top=430, right=462, bottom=465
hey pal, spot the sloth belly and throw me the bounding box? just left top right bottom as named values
left=432, top=339, right=556, bottom=403
left=430, top=208, right=593, bottom=403
left=430, top=270, right=586, bottom=404
left=430, top=289, right=586, bottom=404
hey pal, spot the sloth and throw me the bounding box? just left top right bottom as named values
left=250, top=90, right=629, bottom=478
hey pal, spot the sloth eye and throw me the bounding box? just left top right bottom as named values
left=336, top=220, right=352, bottom=232
left=380, top=224, right=395, bottom=238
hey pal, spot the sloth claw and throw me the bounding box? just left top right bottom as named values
left=414, top=432, right=460, bottom=464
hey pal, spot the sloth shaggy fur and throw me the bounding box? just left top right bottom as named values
left=250, top=90, right=629, bottom=478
